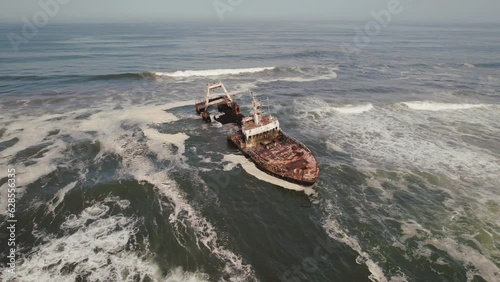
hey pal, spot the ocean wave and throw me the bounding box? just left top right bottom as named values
left=5, top=202, right=210, bottom=282
left=0, top=72, right=156, bottom=82
left=90, top=72, right=157, bottom=80
left=294, top=99, right=373, bottom=119
left=0, top=65, right=339, bottom=83
left=322, top=211, right=388, bottom=282
left=76, top=102, right=255, bottom=280
left=154, top=67, right=275, bottom=78
left=294, top=97, right=500, bottom=186
left=402, top=101, right=490, bottom=111
left=476, top=62, right=500, bottom=68
left=1, top=98, right=255, bottom=280
left=124, top=127, right=255, bottom=280
left=0, top=75, right=63, bottom=81
left=331, top=103, right=373, bottom=114
left=150, top=64, right=337, bottom=81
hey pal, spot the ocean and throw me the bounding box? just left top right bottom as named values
left=0, top=21, right=499, bottom=282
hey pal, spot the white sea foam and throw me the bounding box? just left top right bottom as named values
left=266, top=71, right=338, bottom=83
left=222, top=154, right=315, bottom=194
left=423, top=237, right=500, bottom=281
left=3, top=202, right=210, bottom=282
left=293, top=99, right=373, bottom=119
left=332, top=103, right=374, bottom=114
left=0, top=98, right=255, bottom=281
left=325, top=141, right=345, bottom=153
left=261, top=66, right=338, bottom=84
left=402, top=101, right=489, bottom=111
left=322, top=207, right=388, bottom=282
left=299, top=95, right=500, bottom=281
left=399, top=221, right=431, bottom=243
left=220, top=67, right=338, bottom=95
left=104, top=195, right=131, bottom=210
left=83, top=105, right=253, bottom=278
left=0, top=100, right=191, bottom=204
left=124, top=157, right=255, bottom=281
left=294, top=98, right=500, bottom=185
left=74, top=103, right=182, bottom=162
left=0, top=113, right=65, bottom=161
left=0, top=138, right=63, bottom=214
left=154, top=67, right=275, bottom=78
left=79, top=107, right=255, bottom=280
left=143, top=128, right=190, bottom=162
left=47, top=181, right=78, bottom=214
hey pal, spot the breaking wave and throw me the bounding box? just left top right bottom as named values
left=4, top=202, right=210, bottom=282
left=154, top=67, right=275, bottom=78
left=0, top=68, right=273, bottom=82
left=0, top=98, right=255, bottom=281
left=402, top=101, right=490, bottom=111
left=476, top=62, right=500, bottom=68
left=293, top=97, right=500, bottom=185
left=90, top=72, right=157, bottom=80
left=331, top=103, right=374, bottom=114
left=0, top=73, right=157, bottom=82
left=0, top=66, right=341, bottom=84
left=293, top=99, right=373, bottom=119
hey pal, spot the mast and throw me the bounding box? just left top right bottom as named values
left=252, top=92, right=262, bottom=125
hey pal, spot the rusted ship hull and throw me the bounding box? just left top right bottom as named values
left=228, top=130, right=320, bottom=186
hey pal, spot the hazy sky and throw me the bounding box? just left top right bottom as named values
left=1, top=0, right=499, bottom=23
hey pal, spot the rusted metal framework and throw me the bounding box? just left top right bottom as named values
left=194, top=82, right=243, bottom=124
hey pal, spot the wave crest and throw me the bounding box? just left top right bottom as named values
left=91, top=72, right=157, bottom=80
left=332, top=103, right=373, bottom=114
left=402, top=101, right=489, bottom=111
left=154, top=67, right=275, bottom=78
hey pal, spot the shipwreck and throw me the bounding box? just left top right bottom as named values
left=195, top=82, right=319, bottom=186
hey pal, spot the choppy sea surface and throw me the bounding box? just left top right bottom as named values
left=0, top=22, right=499, bottom=282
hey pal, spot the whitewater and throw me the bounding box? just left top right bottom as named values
left=1, top=22, right=499, bottom=282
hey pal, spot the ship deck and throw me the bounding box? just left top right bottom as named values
left=242, top=115, right=277, bottom=130
left=229, top=131, right=319, bottom=185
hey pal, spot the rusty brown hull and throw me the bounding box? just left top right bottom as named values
left=228, top=130, right=320, bottom=186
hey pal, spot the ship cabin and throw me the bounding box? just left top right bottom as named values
left=241, top=96, right=280, bottom=147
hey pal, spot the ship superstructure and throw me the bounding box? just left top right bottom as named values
left=240, top=94, right=280, bottom=147
left=228, top=94, right=319, bottom=186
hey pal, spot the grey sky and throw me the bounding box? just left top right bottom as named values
left=1, top=0, right=499, bottom=23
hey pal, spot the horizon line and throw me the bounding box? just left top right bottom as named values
left=0, top=17, right=499, bottom=25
